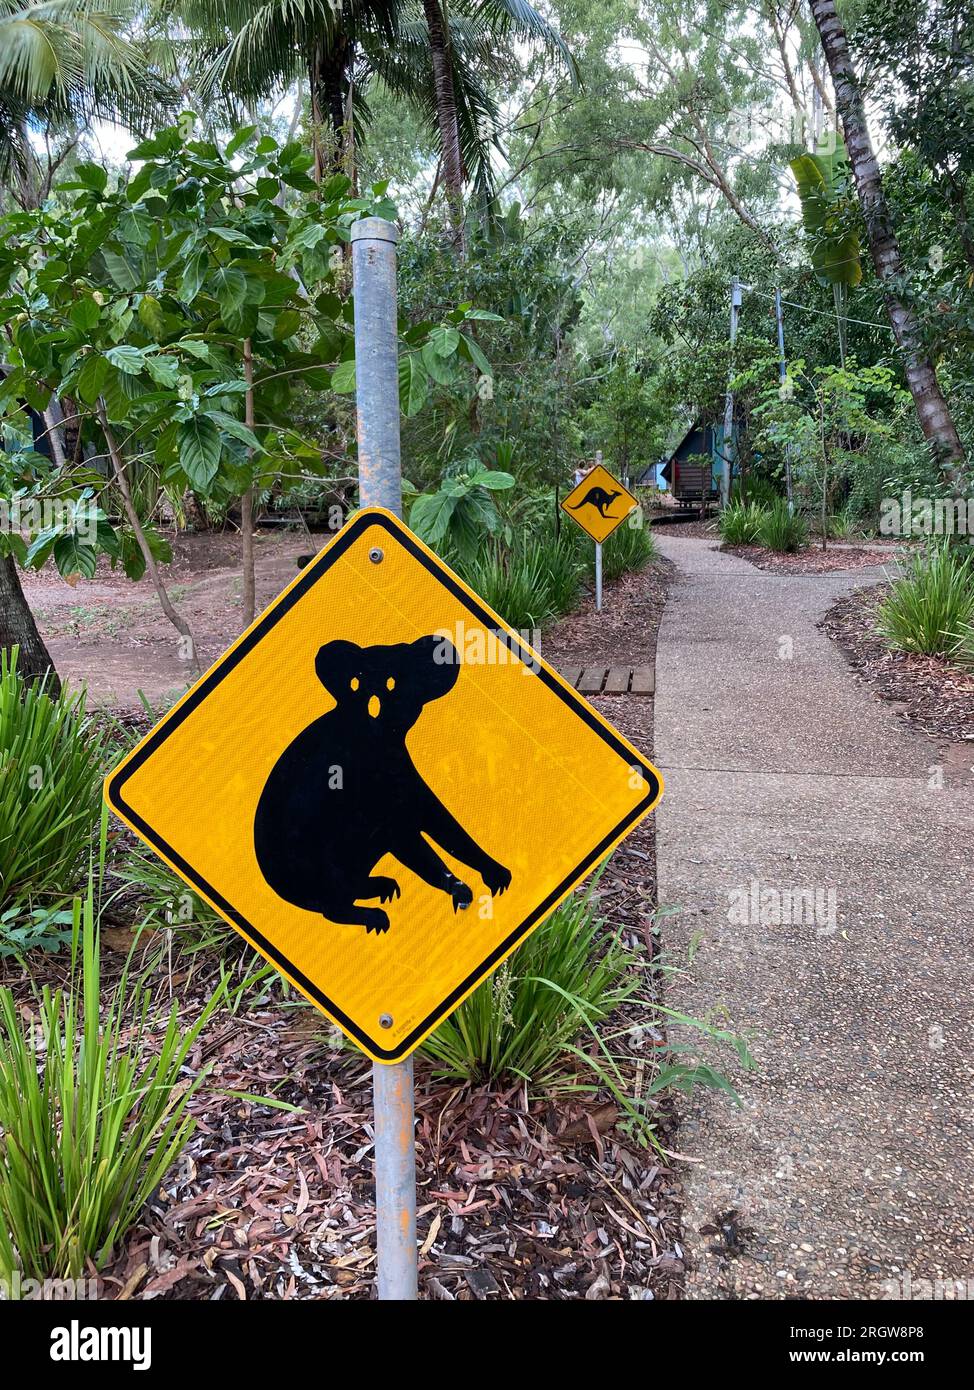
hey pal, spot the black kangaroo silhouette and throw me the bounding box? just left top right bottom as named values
left=569, top=485, right=622, bottom=518
left=253, top=635, right=512, bottom=934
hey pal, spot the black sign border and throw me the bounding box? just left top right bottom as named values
left=106, top=509, right=661, bottom=1062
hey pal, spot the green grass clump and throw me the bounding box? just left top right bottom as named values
left=718, top=501, right=765, bottom=546
left=461, top=533, right=584, bottom=631
left=877, top=542, right=974, bottom=657
left=422, top=878, right=640, bottom=1093
left=757, top=499, right=808, bottom=553
left=598, top=509, right=657, bottom=581
left=0, top=649, right=105, bottom=924
left=0, top=891, right=222, bottom=1283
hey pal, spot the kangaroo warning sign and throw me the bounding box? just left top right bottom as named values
left=105, top=508, right=662, bottom=1063
left=561, top=463, right=639, bottom=544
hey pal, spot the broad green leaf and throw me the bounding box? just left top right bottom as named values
left=331, top=358, right=356, bottom=393
left=459, top=332, right=492, bottom=376
left=226, top=124, right=257, bottom=158
left=105, top=345, right=146, bottom=376
left=212, top=266, right=248, bottom=317
left=102, top=249, right=140, bottom=291
left=70, top=298, right=101, bottom=333
left=178, top=416, right=222, bottom=490
left=76, top=353, right=109, bottom=404
left=138, top=294, right=168, bottom=337
left=470, top=470, right=516, bottom=491
left=53, top=533, right=98, bottom=580
left=398, top=354, right=429, bottom=417
left=145, top=355, right=181, bottom=388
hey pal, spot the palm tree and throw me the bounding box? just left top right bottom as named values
left=808, top=0, right=967, bottom=483
left=179, top=0, right=574, bottom=231
left=416, top=0, right=576, bottom=245
left=0, top=0, right=165, bottom=205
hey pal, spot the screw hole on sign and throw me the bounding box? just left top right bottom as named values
left=369, top=547, right=384, bottom=564
left=379, top=1013, right=394, bottom=1029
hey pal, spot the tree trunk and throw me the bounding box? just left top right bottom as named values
left=240, top=338, right=256, bottom=630
left=310, top=36, right=351, bottom=184
left=808, top=0, right=967, bottom=484
left=0, top=553, right=60, bottom=696
left=96, top=401, right=200, bottom=672
left=422, top=0, right=466, bottom=249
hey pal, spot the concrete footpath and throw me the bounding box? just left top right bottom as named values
left=653, top=535, right=974, bottom=1299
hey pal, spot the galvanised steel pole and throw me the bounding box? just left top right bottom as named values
left=350, top=216, right=417, bottom=1301
left=351, top=217, right=404, bottom=517
left=595, top=542, right=603, bottom=612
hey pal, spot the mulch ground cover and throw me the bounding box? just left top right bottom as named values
left=821, top=584, right=974, bottom=744
left=720, top=543, right=898, bottom=574
left=3, top=558, right=687, bottom=1301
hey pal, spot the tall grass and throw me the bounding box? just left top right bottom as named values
left=0, top=890, right=223, bottom=1283
left=877, top=542, right=974, bottom=657
left=422, top=877, right=640, bottom=1093
left=598, top=509, right=657, bottom=581
left=758, top=500, right=807, bottom=553
left=718, top=501, right=764, bottom=546
left=461, top=533, right=584, bottom=631
left=0, top=649, right=105, bottom=921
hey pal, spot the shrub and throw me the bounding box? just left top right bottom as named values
left=598, top=509, right=657, bottom=581
left=461, top=532, right=584, bottom=631
left=422, top=877, right=640, bottom=1093
left=758, top=500, right=807, bottom=552
left=877, top=542, right=974, bottom=657
left=0, top=892, right=222, bottom=1282
left=719, top=501, right=764, bottom=546
left=0, top=649, right=105, bottom=923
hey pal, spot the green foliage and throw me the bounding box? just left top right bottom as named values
left=876, top=542, right=974, bottom=657
left=0, top=892, right=222, bottom=1283
left=422, top=876, right=641, bottom=1092
left=460, top=531, right=584, bottom=630
left=719, top=500, right=764, bottom=546
left=0, top=649, right=104, bottom=923
left=598, top=509, right=657, bottom=581
left=0, top=124, right=485, bottom=587
left=407, top=449, right=514, bottom=563
left=757, top=500, right=807, bottom=553
left=789, top=139, right=863, bottom=290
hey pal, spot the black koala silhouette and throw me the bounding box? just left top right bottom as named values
left=569, top=485, right=622, bottom=518
left=253, top=635, right=512, bottom=935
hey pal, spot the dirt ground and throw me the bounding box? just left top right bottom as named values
left=23, top=529, right=317, bottom=709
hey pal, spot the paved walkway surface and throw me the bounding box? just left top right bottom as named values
left=653, top=535, right=974, bottom=1300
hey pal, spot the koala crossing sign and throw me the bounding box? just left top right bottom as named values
left=561, top=462, right=639, bottom=545
left=105, top=508, right=663, bottom=1063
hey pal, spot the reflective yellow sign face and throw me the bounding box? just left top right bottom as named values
left=561, top=464, right=639, bottom=544
left=105, top=508, right=662, bottom=1063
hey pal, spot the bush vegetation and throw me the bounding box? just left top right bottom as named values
left=876, top=542, right=974, bottom=659
left=0, top=892, right=222, bottom=1282
left=0, top=651, right=105, bottom=928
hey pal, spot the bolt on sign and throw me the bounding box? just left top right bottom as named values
left=561, top=463, right=639, bottom=545
left=105, top=508, right=663, bottom=1063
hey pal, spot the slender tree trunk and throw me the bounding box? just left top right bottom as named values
left=0, top=554, right=60, bottom=695
left=422, top=0, right=466, bottom=249
left=309, top=36, right=351, bottom=184
left=96, top=401, right=200, bottom=672
left=240, top=338, right=256, bottom=630
left=808, top=0, right=967, bottom=484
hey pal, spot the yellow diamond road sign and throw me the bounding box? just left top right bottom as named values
left=561, top=463, right=639, bottom=544
left=105, top=508, right=663, bottom=1063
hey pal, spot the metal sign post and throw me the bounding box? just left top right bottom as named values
left=595, top=542, right=603, bottom=612
left=350, top=216, right=418, bottom=1302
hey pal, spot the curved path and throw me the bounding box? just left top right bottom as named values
left=653, top=534, right=974, bottom=1299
